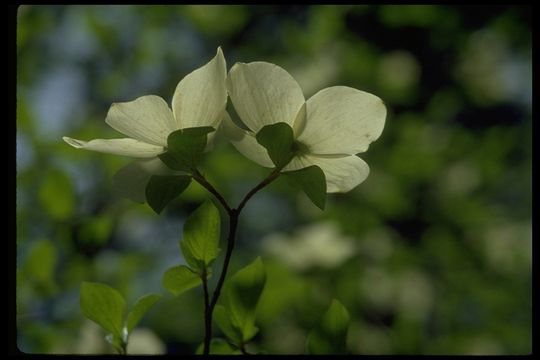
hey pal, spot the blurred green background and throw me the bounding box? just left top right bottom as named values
left=16, top=5, right=532, bottom=355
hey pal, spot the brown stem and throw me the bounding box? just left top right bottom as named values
left=236, top=168, right=281, bottom=214
left=208, top=209, right=238, bottom=312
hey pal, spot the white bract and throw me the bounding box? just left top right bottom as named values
left=224, top=61, right=386, bottom=193
left=64, top=47, right=226, bottom=158
left=63, top=48, right=227, bottom=201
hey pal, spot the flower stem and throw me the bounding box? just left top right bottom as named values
left=237, top=168, right=281, bottom=213
left=197, top=169, right=281, bottom=355
left=203, top=209, right=238, bottom=354
left=192, top=169, right=232, bottom=215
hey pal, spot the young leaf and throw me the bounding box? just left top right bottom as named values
left=222, top=257, right=266, bottom=342
left=180, top=201, right=221, bottom=271
left=159, top=127, right=215, bottom=170
left=80, top=282, right=126, bottom=337
left=283, top=165, right=327, bottom=210
left=106, top=333, right=125, bottom=354
left=145, top=175, right=191, bottom=214
left=307, top=299, right=350, bottom=354
left=227, top=257, right=266, bottom=314
left=126, top=293, right=161, bottom=334
left=162, top=265, right=202, bottom=296
left=255, top=122, right=295, bottom=167
left=213, top=305, right=243, bottom=345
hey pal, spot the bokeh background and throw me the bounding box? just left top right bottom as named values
left=16, top=5, right=532, bottom=355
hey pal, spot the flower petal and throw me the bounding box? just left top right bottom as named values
left=292, top=102, right=307, bottom=138
left=284, top=154, right=369, bottom=193
left=297, top=86, right=386, bottom=155
left=221, top=111, right=273, bottom=168
left=112, top=158, right=179, bottom=203
left=172, top=47, right=227, bottom=129
left=105, top=95, right=176, bottom=146
left=227, top=61, right=305, bottom=133
left=63, top=137, right=164, bottom=158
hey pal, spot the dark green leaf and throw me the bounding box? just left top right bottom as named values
left=145, top=175, right=191, bottom=214
left=283, top=165, right=327, bottom=210
left=255, top=122, right=295, bottom=167
left=158, top=151, right=190, bottom=172
left=80, top=282, right=126, bottom=337
left=307, top=299, right=350, bottom=354
left=162, top=265, right=202, bottom=296
left=180, top=201, right=221, bottom=271
left=160, top=127, right=215, bottom=170
left=126, top=293, right=161, bottom=333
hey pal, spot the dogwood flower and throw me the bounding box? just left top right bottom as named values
left=224, top=61, right=386, bottom=193
left=62, top=48, right=227, bottom=201
left=64, top=47, right=226, bottom=157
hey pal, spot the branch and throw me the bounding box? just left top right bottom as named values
left=191, top=169, right=232, bottom=215
left=198, top=168, right=282, bottom=355
left=236, top=168, right=281, bottom=214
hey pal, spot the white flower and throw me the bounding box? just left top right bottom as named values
left=63, top=48, right=227, bottom=202
left=223, top=61, right=386, bottom=193
left=63, top=47, right=227, bottom=159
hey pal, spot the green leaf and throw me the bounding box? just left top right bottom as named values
left=159, top=126, right=215, bottom=170
left=195, top=338, right=242, bottom=355
left=80, top=282, right=126, bottom=337
left=307, top=299, right=350, bottom=354
left=255, top=122, right=295, bottom=167
left=145, top=175, right=191, bottom=214
left=283, top=165, right=327, bottom=210
left=126, top=293, right=161, bottom=334
left=227, top=257, right=266, bottom=315
left=158, top=151, right=188, bottom=172
left=180, top=201, right=221, bottom=270
left=162, top=265, right=202, bottom=296
left=213, top=305, right=243, bottom=345
left=222, top=257, right=266, bottom=342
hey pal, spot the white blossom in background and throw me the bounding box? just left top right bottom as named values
left=262, top=222, right=356, bottom=270
left=52, top=321, right=166, bottom=355
left=126, top=328, right=166, bottom=355
left=224, top=61, right=386, bottom=193
left=62, top=48, right=227, bottom=201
